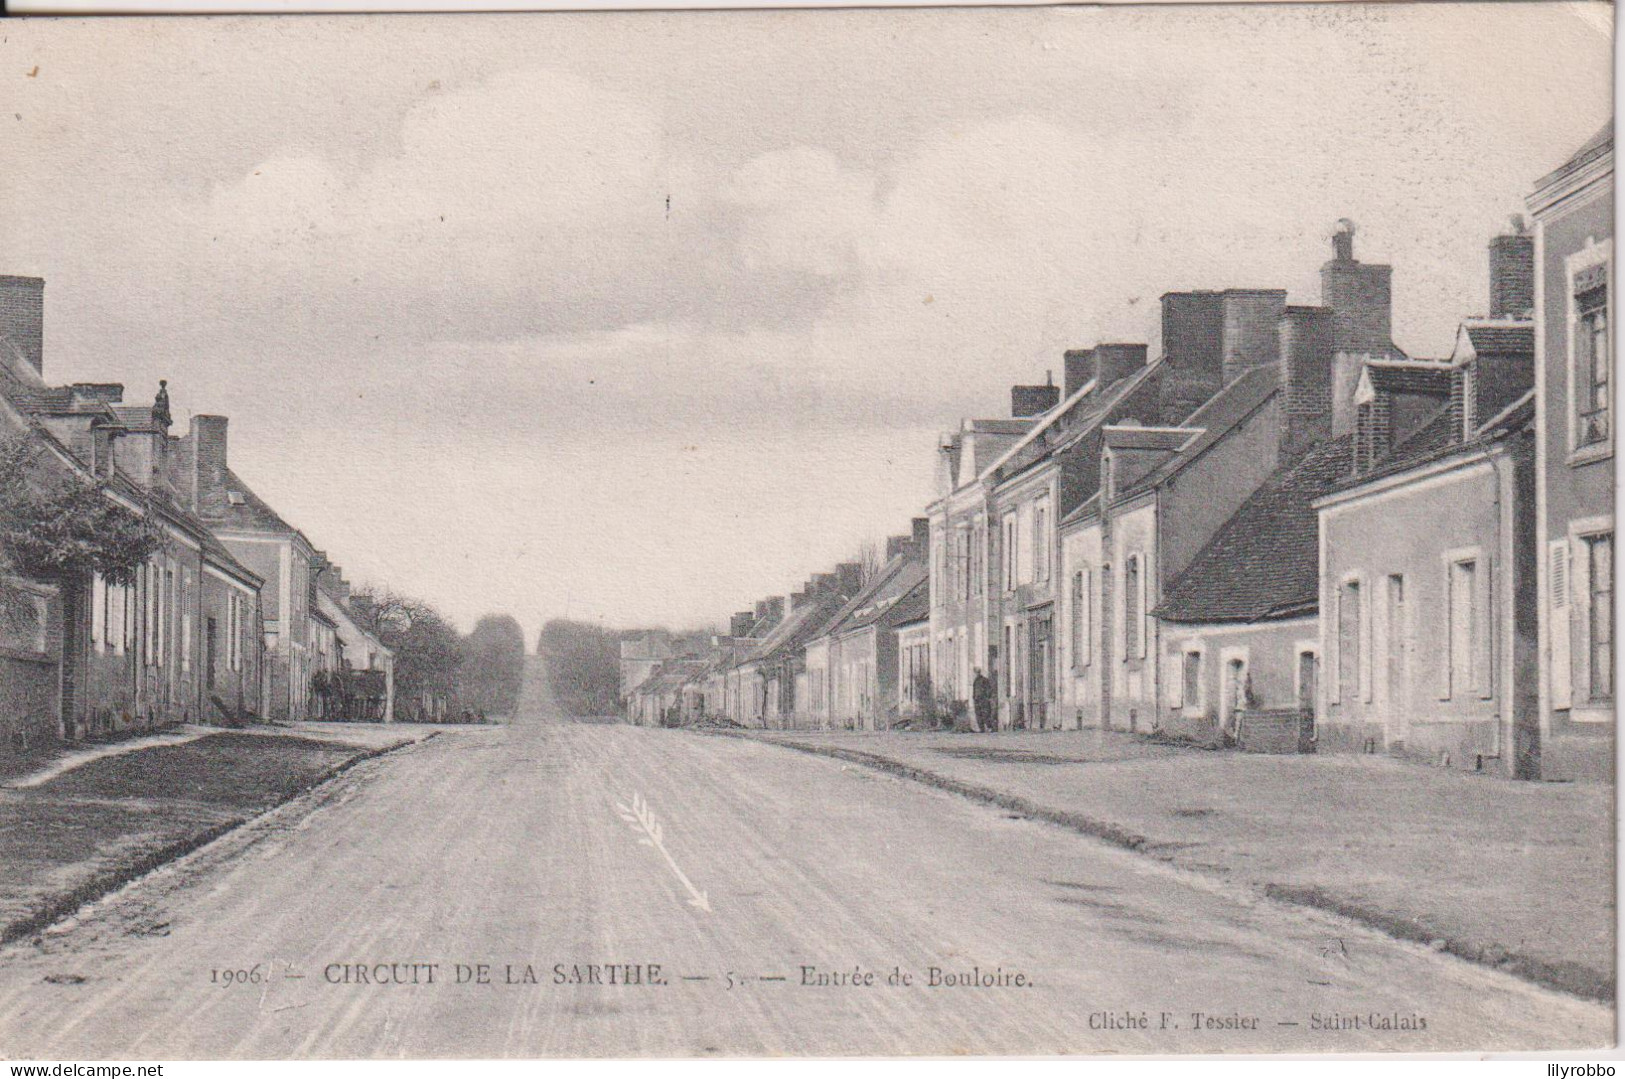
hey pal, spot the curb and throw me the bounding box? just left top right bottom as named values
left=0, top=735, right=426, bottom=947
left=716, top=729, right=1614, bottom=1006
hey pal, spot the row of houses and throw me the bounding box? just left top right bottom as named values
left=632, top=128, right=1612, bottom=781
left=0, top=276, right=398, bottom=771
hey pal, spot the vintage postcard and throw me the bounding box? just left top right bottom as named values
left=0, top=2, right=1614, bottom=1061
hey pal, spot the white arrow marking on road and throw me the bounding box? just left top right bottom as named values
left=616, top=792, right=711, bottom=913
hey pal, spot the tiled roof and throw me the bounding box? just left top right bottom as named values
left=1115, top=364, right=1280, bottom=503
left=1102, top=426, right=1194, bottom=451
left=886, top=577, right=929, bottom=628
left=1060, top=491, right=1101, bottom=528
left=751, top=591, right=850, bottom=665
left=1536, top=122, right=1613, bottom=192
left=108, top=405, right=160, bottom=429
left=996, top=360, right=1163, bottom=482
left=839, top=560, right=928, bottom=634
left=1460, top=321, right=1534, bottom=357
left=202, top=468, right=302, bottom=536
left=1156, top=436, right=1354, bottom=624
left=1324, top=391, right=1535, bottom=498
left=1364, top=360, right=1453, bottom=396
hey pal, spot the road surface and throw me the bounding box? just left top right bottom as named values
left=0, top=667, right=1610, bottom=1057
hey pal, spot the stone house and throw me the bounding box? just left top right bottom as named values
left=1059, top=223, right=1399, bottom=733
left=0, top=282, right=267, bottom=755
left=178, top=413, right=322, bottom=722
left=1529, top=124, right=1614, bottom=781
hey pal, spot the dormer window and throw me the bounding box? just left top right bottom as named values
left=227, top=490, right=246, bottom=506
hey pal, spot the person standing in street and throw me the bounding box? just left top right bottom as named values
left=971, top=668, right=994, bottom=733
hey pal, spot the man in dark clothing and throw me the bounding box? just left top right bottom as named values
left=971, top=668, right=994, bottom=733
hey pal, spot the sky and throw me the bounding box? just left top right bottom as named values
left=0, top=4, right=1613, bottom=634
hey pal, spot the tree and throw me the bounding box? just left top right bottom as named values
left=0, top=432, right=162, bottom=588
left=349, top=586, right=463, bottom=721
left=537, top=619, right=621, bottom=718
left=458, top=614, right=526, bottom=717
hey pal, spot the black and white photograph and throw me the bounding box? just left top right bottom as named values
left=0, top=1, right=1614, bottom=1061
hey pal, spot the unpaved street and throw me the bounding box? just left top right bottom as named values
left=0, top=673, right=1609, bottom=1057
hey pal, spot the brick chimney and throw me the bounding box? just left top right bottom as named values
left=911, top=516, right=930, bottom=550
left=1063, top=349, right=1094, bottom=400
left=729, top=611, right=755, bottom=638
left=188, top=414, right=231, bottom=517
left=1277, top=306, right=1335, bottom=455
left=1157, top=290, right=1225, bottom=423
left=1094, top=343, right=1148, bottom=389
left=1220, top=289, right=1287, bottom=385
left=1320, top=219, right=1393, bottom=355
left=1011, top=374, right=1060, bottom=418
left=0, top=276, right=44, bottom=377
left=1489, top=217, right=1534, bottom=320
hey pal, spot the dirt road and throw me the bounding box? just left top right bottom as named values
left=0, top=670, right=1608, bottom=1057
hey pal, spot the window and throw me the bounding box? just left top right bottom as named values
left=949, top=526, right=962, bottom=601
left=1124, top=556, right=1141, bottom=660
left=1033, top=499, right=1050, bottom=583
left=180, top=571, right=192, bottom=674
left=1182, top=650, right=1202, bottom=710
left=1002, top=624, right=1013, bottom=692
left=1070, top=569, right=1087, bottom=668
left=1587, top=533, right=1613, bottom=701
left=972, top=523, right=985, bottom=597
left=1576, top=280, right=1610, bottom=448
left=1446, top=559, right=1476, bottom=700
left=1338, top=578, right=1362, bottom=703
left=1002, top=514, right=1017, bottom=591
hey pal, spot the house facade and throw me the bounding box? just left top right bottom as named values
left=181, top=414, right=322, bottom=722
left=1529, top=125, right=1615, bottom=781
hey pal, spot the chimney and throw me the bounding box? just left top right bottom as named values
left=0, top=276, right=44, bottom=377
left=885, top=533, right=910, bottom=561
left=911, top=516, right=930, bottom=550
left=1221, top=289, right=1287, bottom=385
left=70, top=383, right=124, bottom=405
left=1489, top=217, right=1534, bottom=320
left=1320, top=219, right=1393, bottom=355
left=753, top=600, right=769, bottom=623
left=1063, top=348, right=1094, bottom=400
left=764, top=596, right=785, bottom=622
left=1277, top=306, right=1335, bottom=455
left=190, top=415, right=231, bottom=517
left=729, top=611, right=755, bottom=638
left=1332, top=219, right=1356, bottom=263
left=1094, top=343, right=1148, bottom=388
left=1157, top=290, right=1225, bottom=423
left=1011, top=377, right=1060, bottom=418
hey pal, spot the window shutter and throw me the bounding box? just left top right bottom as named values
left=1438, top=566, right=1454, bottom=701
left=1168, top=652, right=1185, bottom=707
left=1082, top=567, right=1093, bottom=666
left=1138, top=556, right=1151, bottom=660
left=91, top=575, right=105, bottom=654
left=1327, top=586, right=1340, bottom=705
left=1359, top=578, right=1373, bottom=703
left=1477, top=558, right=1494, bottom=699
left=1551, top=540, right=1573, bottom=710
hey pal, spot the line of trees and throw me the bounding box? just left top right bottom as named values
left=537, top=619, right=621, bottom=718
left=347, top=588, right=527, bottom=721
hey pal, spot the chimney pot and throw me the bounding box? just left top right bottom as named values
left=0, top=276, right=45, bottom=377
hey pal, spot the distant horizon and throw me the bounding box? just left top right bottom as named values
left=3, top=5, right=1610, bottom=633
